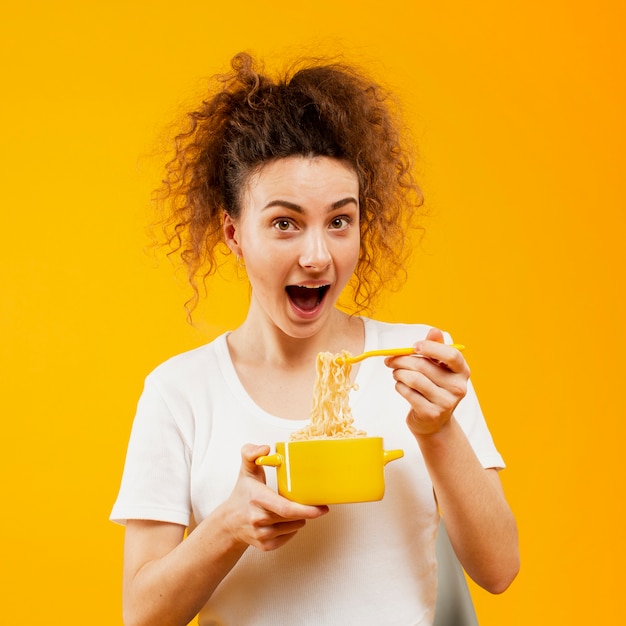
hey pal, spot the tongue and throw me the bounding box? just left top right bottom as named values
left=287, top=286, right=320, bottom=311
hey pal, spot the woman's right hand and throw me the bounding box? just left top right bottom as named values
left=223, top=444, right=329, bottom=551
left=122, top=444, right=329, bottom=626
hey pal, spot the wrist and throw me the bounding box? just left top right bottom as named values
left=412, top=415, right=456, bottom=447
left=205, top=501, right=250, bottom=556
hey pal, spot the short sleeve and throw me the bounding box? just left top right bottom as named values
left=455, top=378, right=505, bottom=470
left=362, top=319, right=506, bottom=471
left=110, top=372, right=193, bottom=526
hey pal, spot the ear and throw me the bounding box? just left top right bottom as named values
left=222, top=212, right=242, bottom=257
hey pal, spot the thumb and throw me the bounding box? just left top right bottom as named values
left=240, top=443, right=270, bottom=480
left=426, top=327, right=445, bottom=344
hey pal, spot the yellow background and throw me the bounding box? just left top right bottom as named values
left=1, top=1, right=624, bottom=623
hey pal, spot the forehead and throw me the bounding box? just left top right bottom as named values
left=243, top=156, right=359, bottom=206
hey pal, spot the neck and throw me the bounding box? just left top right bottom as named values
left=228, top=307, right=364, bottom=369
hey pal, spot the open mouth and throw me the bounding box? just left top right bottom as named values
left=286, top=285, right=331, bottom=312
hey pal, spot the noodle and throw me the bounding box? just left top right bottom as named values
left=290, top=351, right=366, bottom=440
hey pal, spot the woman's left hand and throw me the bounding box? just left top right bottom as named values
left=385, top=327, right=470, bottom=437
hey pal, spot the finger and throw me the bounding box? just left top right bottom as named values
left=255, top=518, right=308, bottom=536
left=242, top=469, right=330, bottom=522
left=252, top=529, right=301, bottom=552
left=256, top=518, right=325, bottom=550
left=243, top=513, right=308, bottom=552
left=412, top=356, right=466, bottom=389
left=256, top=490, right=330, bottom=522
left=393, top=362, right=467, bottom=406
left=425, top=327, right=445, bottom=343
left=412, top=340, right=468, bottom=374
left=241, top=443, right=271, bottom=480
left=395, top=379, right=449, bottom=427
left=385, top=355, right=460, bottom=394
left=393, top=369, right=451, bottom=407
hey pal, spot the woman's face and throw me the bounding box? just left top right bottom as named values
left=224, top=156, right=360, bottom=339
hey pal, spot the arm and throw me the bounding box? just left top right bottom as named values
left=386, top=328, right=519, bottom=593
left=122, top=444, right=329, bottom=626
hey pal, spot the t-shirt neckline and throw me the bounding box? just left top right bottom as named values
left=214, top=317, right=380, bottom=427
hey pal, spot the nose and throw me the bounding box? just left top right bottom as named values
left=299, top=229, right=332, bottom=271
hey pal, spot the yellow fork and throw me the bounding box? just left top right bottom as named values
left=336, top=344, right=465, bottom=365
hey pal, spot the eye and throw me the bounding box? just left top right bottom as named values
left=273, top=219, right=295, bottom=232
left=329, top=216, right=352, bottom=230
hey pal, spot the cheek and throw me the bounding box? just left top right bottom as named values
left=244, top=244, right=292, bottom=287
left=344, top=237, right=361, bottom=273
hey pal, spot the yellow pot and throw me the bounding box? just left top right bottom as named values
left=255, top=437, right=404, bottom=505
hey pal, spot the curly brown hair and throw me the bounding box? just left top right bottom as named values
left=155, top=52, right=424, bottom=317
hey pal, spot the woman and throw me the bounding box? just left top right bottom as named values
left=111, top=52, right=519, bottom=626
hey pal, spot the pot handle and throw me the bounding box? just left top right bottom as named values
left=255, top=453, right=283, bottom=468
left=383, top=449, right=404, bottom=465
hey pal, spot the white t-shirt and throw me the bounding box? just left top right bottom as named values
left=111, top=318, right=504, bottom=626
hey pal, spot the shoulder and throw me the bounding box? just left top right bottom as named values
left=130, top=334, right=230, bottom=438
left=145, top=334, right=227, bottom=394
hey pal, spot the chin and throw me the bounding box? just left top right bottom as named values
left=281, top=310, right=332, bottom=339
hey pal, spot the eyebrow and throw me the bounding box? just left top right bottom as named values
left=262, top=197, right=358, bottom=212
